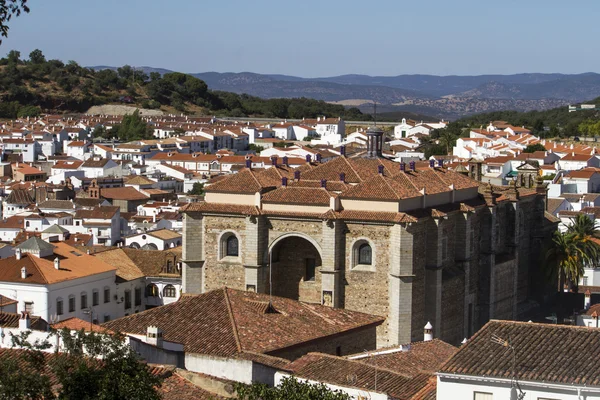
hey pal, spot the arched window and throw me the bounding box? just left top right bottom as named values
left=163, top=284, right=176, bottom=298
left=226, top=235, right=238, bottom=257
left=358, top=243, right=372, bottom=265
left=146, top=284, right=159, bottom=297
left=352, top=239, right=375, bottom=270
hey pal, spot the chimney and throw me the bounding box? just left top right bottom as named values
left=20, top=266, right=27, bottom=279
left=315, top=153, right=322, bottom=163
left=438, top=159, right=444, bottom=168
left=409, top=161, right=416, bottom=172
left=378, top=165, right=384, bottom=175
left=339, top=172, right=346, bottom=183
left=585, top=289, right=591, bottom=309
left=15, top=248, right=21, bottom=260
left=294, top=170, right=300, bottom=181
left=271, top=156, right=277, bottom=166
left=146, top=326, right=163, bottom=348
left=19, top=312, right=31, bottom=330
left=320, top=179, right=327, bottom=188
left=340, top=146, right=346, bottom=157
left=282, top=156, right=289, bottom=166
left=245, top=159, right=252, bottom=168
left=429, top=159, right=435, bottom=168
left=305, top=154, right=312, bottom=163
left=54, top=257, right=60, bottom=270
left=424, top=322, right=433, bottom=341
left=400, top=162, right=406, bottom=172
left=281, top=177, right=288, bottom=187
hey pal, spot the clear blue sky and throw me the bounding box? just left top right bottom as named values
left=1, top=0, right=597, bottom=77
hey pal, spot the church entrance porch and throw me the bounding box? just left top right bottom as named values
left=268, top=235, right=323, bottom=304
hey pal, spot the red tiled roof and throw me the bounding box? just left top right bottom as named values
left=100, top=187, right=148, bottom=201
left=103, top=288, right=384, bottom=357
left=440, top=320, right=600, bottom=385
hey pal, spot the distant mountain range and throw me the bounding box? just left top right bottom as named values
left=92, top=66, right=600, bottom=119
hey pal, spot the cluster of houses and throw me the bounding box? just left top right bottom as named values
left=0, top=114, right=598, bottom=399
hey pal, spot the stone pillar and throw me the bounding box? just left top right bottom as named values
left=182, top=212, right=204, bottom=294
left=320, top=219, right=342, bottom=308
left=479, top=207, right=496, bottom=322
left=455, top=212, right=474, bottom=338
left=424, top=219, right=443, bottom=338
left=388, top=223, right=417, bottom=346
left=244, top=216, right=267, bottom=293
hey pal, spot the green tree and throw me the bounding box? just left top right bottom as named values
left=523, top=143, right=547, bottom=153
left=17, top=104, right=40, bottom=117
left=545, top=215, right=600, bottom=318
left=111, top=110, right=153, bottom=141
left=28, top=48, right=45, bottom=64
left=52, top=329, right=162, bottom=400
left=437, top=129, right=457, bottom=155
left=4, top=329, right=162, bottom=400
left=0, top=331, right=55, bottom=399
left=235, top=376, right=351, bottom=400
left=0, top=0, right=29, bottom=44
left=187, top=182, right=204, bottom=196
left=248, top=144, right=265, bottom=153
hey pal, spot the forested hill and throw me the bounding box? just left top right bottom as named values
left=0, top=49, right=375, bottom=121
left=450, top=97, right=600, bottom=137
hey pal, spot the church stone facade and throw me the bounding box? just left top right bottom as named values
left=181, top=138, right=555, bottom=347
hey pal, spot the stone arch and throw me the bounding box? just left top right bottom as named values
left=129, top=242, right=141, bottom=249
left=142, top=243, right=158, bottom=250
left=266, top=232, right=323, bottom=303
left=266, top=232, right=323, bottom=264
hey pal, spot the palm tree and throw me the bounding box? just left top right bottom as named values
left=566, top=214, right=600, bottom=271
left=545, top=231, right=587, bottom=293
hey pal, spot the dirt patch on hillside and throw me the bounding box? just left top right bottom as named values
left=86, top=105, right=164, bottom=116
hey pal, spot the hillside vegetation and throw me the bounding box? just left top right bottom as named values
left=451, top=99, right=600, bottom=137
left=0, top=49, right=373, bottom=121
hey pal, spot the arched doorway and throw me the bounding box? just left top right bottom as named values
left=268, top=234, right=322, bottom=303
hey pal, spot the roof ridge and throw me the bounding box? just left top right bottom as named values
left=223, top=288, right=242, bottom=353
left=25, top=256, right=49, bottom=284
left=343, top=157, right=362, bottom=182
left=298, top=351, right=416, bottom=379
left=380, top=174, right=402, bottom=199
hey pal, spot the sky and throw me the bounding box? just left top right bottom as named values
left=1, top=0, right=597, bottom=77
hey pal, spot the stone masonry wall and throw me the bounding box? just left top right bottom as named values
left=267, top=326, right=378, bottom=361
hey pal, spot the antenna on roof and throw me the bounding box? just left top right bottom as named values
left=491, top=334, right=525, bottom=400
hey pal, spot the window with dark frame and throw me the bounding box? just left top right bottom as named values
left=124, top=290, right=131, bottom=309
left=358, top=243, right=372, bottom=265
left=68, top=296, right=75, bottom=313
left=305, top=258, right=316, bottom=281
left=56, top=299, right=63, bottom=316
left=80, top=293, right=87, bottom=310
left=163, top=284, right=176, bottom=298
left=104, top=287, right=110, bottom=303
left=226, top=235, right=239, bottom=257
left=92, top=290, right=99, bottom=306
left=134, top=287, right=141, bottom=306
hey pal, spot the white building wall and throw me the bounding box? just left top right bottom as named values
left=275, top=372, right=388, bottom=400
left=437, top=375, right=600, bottom=400
left=185, top=353, right=253, bottom=383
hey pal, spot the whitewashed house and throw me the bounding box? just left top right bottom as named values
left=437, top=320, right=600, bottom=400
left=0, top=237, right=121, bottom=324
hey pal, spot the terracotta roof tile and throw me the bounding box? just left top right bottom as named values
left=262, top=187, right=331, bottom=206
left=103, top=288, right=383, bottom=357
left=0, top=242, right=116, bottom=285
left=440, top=320, right=600, bottom=385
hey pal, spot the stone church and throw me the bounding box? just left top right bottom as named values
left=181, top=130, right=556, bottom=347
